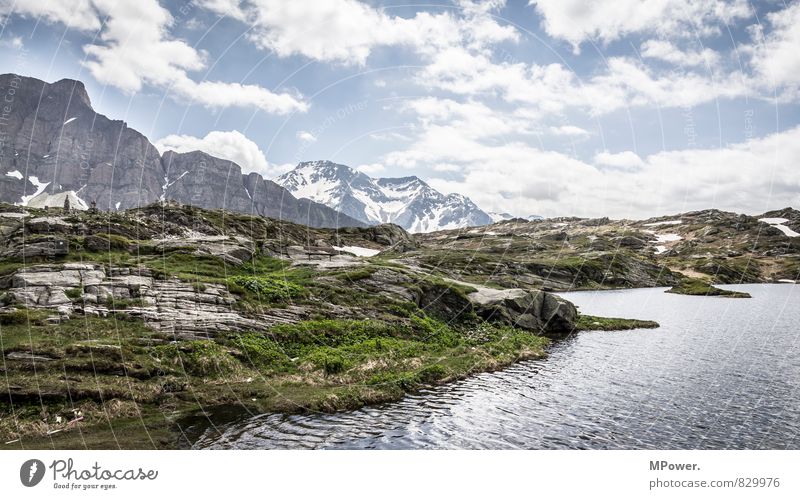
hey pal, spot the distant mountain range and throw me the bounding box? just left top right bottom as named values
left=487, top=212, right=543, bottom=222
left=0, top=73, right=364, bottom=228
left=0, top=73, right=511, bottom=232
left=276, top=161, right=493, bottom=232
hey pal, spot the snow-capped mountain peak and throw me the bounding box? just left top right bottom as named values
left=488, top=211, right=515, bottom=222
left=275, top=161, right=492, bottom=232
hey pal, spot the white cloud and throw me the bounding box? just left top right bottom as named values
left=385, top=89, right=800, bottom=218
left=550, top=125, right=590, bottom=136
left=9, top=36, right=23, bottom=49
left=432, top=163, right=462, bottom=172
left=419, top=48, right=751, bottom=116
left=401, top=96, right=534, bottom=139
left=0, top=0, right=101, bottom=31
left=640, top=39, right=720, bottom=67
left=531, top=0, right=751, bottom=53
left=425, top=127, right=800, bottom=218
left=594, top=150, right=644, bottom=169
left=200, top=0, right=517, bottom=65
left=748, top=3, right=800, bottom=94
left=369, top=131, right=412, bottom=141
left=198, top=0, right=248, bottom=20
left=2, top=0, right=306, bottom=114
left=154, top=130, right=288, bottom=177
left=296, top=130, right=317, bottom=142
left=84, top=0, right=306, bottom=114
left=356, top=163, right=385, bottom=174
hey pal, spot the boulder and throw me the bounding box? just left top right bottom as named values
left=196, top=241, right=254, bottom=266
left=416, top=281, right=474, bottom=322
left=363, top=224, right=418, bottom=250
left=473, top=289, right=577, bottom=334
left=617, top=236, right=647, bottom=249
left=2, top=237, right=69, bottom=258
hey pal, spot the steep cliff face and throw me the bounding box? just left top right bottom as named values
left=0, top=74, right=364, bottom=228
left=0, top=74, right=164, bottom=211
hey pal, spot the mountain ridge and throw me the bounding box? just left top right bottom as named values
left=276, top=160, right=493, bottom=232
left=0, top=73, right=365, bottom=228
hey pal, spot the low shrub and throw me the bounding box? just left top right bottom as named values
left=0, top=308, right=29, bottom=325
left=227, top=275, right=306, bottom=302
left=305, top=348, right=350, bottom=375
left=232, top=333, right=291, bottom=370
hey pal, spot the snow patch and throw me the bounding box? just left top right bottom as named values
left=63, top=117, right=77, bottom=125
left=5, top=170, right=22, bottom=179
left=655, top=233, right=682, bottom=243
left=758, top=218, right=799, bottom=237
left=161, top=171, right=190, bottom=200
left=115, top=201, right=121, bottom=210
left=18, top=176, right=50, bottom=205
left=777, top=279, right=796, bottom=284
left=758, top=217, right=788, bottom=225
left=332, top=245, right=381, bottom=257
left=26, top=190, right=89, bottom=210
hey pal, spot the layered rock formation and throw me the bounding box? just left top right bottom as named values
left=0, top=202, right=578, bottom=338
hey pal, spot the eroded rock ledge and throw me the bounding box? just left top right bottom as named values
left=2, top=263, right=308, bottom=338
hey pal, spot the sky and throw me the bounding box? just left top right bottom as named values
left=0, top=0, right=798, bottom=219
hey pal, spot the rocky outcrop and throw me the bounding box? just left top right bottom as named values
left=336, top=223, right=418, bottom=252
left=472, top=288, right=577, bottom=334
left=0, top=263, right=309, bottom=338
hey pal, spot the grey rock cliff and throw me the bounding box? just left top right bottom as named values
left=0, top=74, right=364, bottom=228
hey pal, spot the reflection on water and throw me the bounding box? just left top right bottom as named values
left=190, top=284, right=800, bottom=449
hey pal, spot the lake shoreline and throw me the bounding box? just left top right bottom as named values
left=3, top=313, right=654, bottom=450
left=4, top=283, right=794, bottom=449
left=188, top=284, right=799, bottom=450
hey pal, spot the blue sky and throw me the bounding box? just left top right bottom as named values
left=1, top=0, right=798, bottom=218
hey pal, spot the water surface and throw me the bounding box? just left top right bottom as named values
left=190, top=284, right=799, bottom=449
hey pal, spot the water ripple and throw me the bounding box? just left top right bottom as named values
left=193, top=284, right=800, bottom=449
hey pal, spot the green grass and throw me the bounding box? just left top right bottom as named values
left=333, top=266, right=379, bottom=281
left=147, top=253, right=234, bottom=280
left=151, top=340, right=241, bottom=377
left=227, top=274, right=306, bottom=303
left=666, top=278, right=751, bottom=298
left=0, top=259, right=25, bottom=276
left=0, top=313, right=551, bottom=448
left=230, top=333, right=291, bottom=371
left=574, top=314, right=660, bottom=331
left=0, top=308, right=37, bottom=326
left=87, top=233, right=133, bottom=251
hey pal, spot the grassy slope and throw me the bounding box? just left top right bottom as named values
left=1, top=307, right=549, bottom=448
